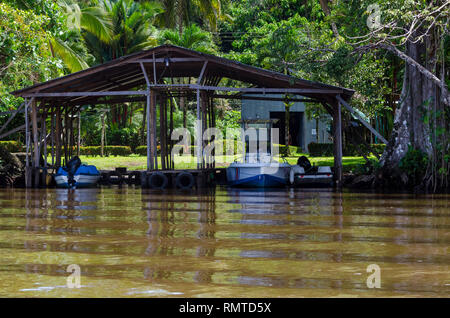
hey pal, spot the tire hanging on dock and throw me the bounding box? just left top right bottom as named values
left=148, top=172, right=169, bottom=189
left=175, top=172, right=195, bottom=190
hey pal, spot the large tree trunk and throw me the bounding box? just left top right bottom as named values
left=379, top=39, right=435, bottom=187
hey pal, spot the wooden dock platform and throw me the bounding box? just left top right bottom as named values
left=99, top=168, right=227, bottom=189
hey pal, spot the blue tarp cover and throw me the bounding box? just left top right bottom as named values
left=56, top=167, right=68, bottom=176
left=56, top=165, right=99, bottom=176
left=76, top=165, right=100, bottom=175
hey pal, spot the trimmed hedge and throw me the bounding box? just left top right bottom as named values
left=46, top=145, right=132, bottom=157
left=0, top=141, right=23, bottom=153
left=273, top=144, right=302, bottom=157
left=308, top=142, right=386, bottom=157
left=308, top=143, right=334, bottom=156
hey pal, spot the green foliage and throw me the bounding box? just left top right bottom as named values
left=83, top=0, right=162, bottom=63
left=308, top=142, right=386, bottom=157
left=0, top=141, right=23, bottom=153
left=216, top=110, right=241, bottom=135
left=0, top=2, right=63, bottom=111
left=398, top=145, right=429, bottom=183
left=158, top=24, right=218, bottom=54
left=134, top=146, right=148, bottom=156
left=49, top=145, right=132, bottom=157
left=308, top=142, right=334, bottom=157
left=108, top=127, right=140, bottom=151
left=276, top=144, right=301, bottom=157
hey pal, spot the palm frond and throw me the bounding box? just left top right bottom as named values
left=80, top=7, right=113, bottom=43
left=50, top=37, right=89, bottom=72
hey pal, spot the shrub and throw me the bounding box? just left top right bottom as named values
left=45, top=145, right=131, bottom=157
left=399, top=145, right=429, bottom=183
left=308, top=142, right=334, bottom=156
left=308, top=142, right=386, bottom=157
left=135, top=146, right=147, bottom=156
left=0, top=141, right=23, bottom=153
left=273, top=144, right=301, bottom=157
left=103, top=146, right=132, bottom=156
left=108, top=128, right=140, bottom=152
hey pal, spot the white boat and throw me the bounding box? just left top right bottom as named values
left=54, top=169, right=100, bottom=188
left=227, top=153, right=291, bottom=187
left=55, top=157, right=100, bottom=188
left=226, top=119, right=291, bottom=187
left=290, top=156, right=334, bottom=187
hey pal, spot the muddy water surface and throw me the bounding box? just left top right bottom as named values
left=0, top=187, right=448, bottom=297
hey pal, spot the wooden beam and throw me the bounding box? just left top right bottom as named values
left=23, top=91, right=148, bottom=97
left=151, top=84, right=342, bottom=95
left=197, top=61, right=208, bottom=85
left=0, top=109, right=25, bottom=116
left=212, top=94, right=317, bottom=103
left=0, top=101, right=26, bottom=135
left=129, top=58, right=204, bottom=63
left=0, top=124, right=26, bottom=140
left=140, top=62, right=150, bottom=87
left=336, top=95, right=388, bottom=144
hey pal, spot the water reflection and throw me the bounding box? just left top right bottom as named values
left=0, top=187, right=448, bottom=297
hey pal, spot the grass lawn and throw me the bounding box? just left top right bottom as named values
left=67, top=153, right=375, bottom=172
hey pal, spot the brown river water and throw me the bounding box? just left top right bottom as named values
left=0, top=187, right=448, bottom=298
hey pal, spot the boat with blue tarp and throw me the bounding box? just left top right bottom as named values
left=55, top=156, right=100, bottom=188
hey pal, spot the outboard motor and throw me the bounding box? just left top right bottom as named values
left=65, top=156, right=82, bottom=188
left=297, top=156, right=312, bottom=173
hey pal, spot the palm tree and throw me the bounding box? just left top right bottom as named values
left=79, top=0, right=163, bottom=128
left=158, top=24, right=217, bottom=54
left=83, top=0, right=162, bottom=63
left=158, top=24, right=217, bottom=128
left=50, top=0, right=113, bottom=72
left=156, top=0, right=228, bottom=33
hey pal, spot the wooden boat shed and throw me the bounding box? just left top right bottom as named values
left=9, top=44, right=385, bottom=188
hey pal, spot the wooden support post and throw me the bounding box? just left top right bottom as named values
left=146, top=88, right=152, bottom=171
left=24, top=99, right=31, bottom=188
left=152, top=91, right=158, bottom=170
left=100, top=111, right=105, bottom=157
left=211, top=96, right=216, bottom=169
left=159, top=94, right=166, bottom=170
left=55, top=106, right=61, bottom=168
left=41, top=108, right=47, bottom=186
left=169, top=96, right=174, bottom=170
left=163, top=95, right=169, bottom=170
left=64, top=108, right=69, bottom=165
left=201, top=91, right=207, bottom=169
left=332, top=99, right=343, bottom=187
left=69, top=110, right=74, bottom=159
left=50, top=106, right=54, bottom=168
left=77, top=111, right=81, bottom=157
left=196, top=89, right=202, bottom=169
left=31, top=99, right=39, bottom=188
